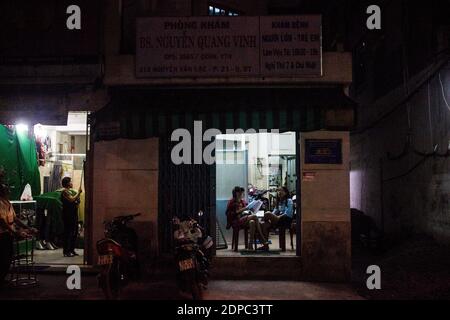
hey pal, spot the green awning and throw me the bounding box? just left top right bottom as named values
left=92, top=87, right=355, bottom=140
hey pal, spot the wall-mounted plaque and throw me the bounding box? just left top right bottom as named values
left=304, top=139, right=342, bottom=164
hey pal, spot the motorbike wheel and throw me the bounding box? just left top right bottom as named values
left=101, top=260, right=122, bottom=300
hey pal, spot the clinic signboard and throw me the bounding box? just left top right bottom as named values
left=259, top=16, right=321, bottom=76
left=136, top=15, right=321, bottom=78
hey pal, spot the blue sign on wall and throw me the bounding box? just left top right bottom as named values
left=304, top=139, right=342, bottom=164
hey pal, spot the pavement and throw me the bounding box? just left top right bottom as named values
left=0, top=274, right=363, bottom=300
left=204, top=280, right=362, bottom=300
left=351, top=235, right=450, bottom=300
left=3, top=235, right=447, bottom=300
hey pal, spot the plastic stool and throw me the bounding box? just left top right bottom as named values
left=9, top=237, right=38, bottom=288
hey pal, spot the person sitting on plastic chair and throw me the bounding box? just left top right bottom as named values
left=0, top=171, right=37, bottom=287
left=262, top=186, right=294, bottom=241
left=226, top=186, right=269, bottom=251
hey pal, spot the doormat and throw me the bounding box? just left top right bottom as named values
left=240, top=250, right=280, bottom=255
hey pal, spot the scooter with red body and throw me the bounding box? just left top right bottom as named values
left=96, top=213, right=141, bottom=299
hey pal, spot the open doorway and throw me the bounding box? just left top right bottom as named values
left=0, top=112, right=88, bottom=265
left=215, top=131, right=298, bottom=256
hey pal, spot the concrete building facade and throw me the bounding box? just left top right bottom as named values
left=89, top=0, right=354, bottom=281
left=1, top=0, right=357, bottom=281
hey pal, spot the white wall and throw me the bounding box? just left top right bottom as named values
left=217, top=132, right=296, bottom=190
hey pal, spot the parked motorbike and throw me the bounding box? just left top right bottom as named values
left=96, top=213, right=141, bottom=299
left=248, top=184, right=271, bottom=211
left=173, top=213, right=213, bottom=300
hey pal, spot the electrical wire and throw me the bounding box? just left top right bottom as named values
left=383, top=155, right=428, bottom=182
left=373, top=63, right=450, bottom=161
left=382, top=64, right=450, bottom=181
left=411, top=70, right=450, bottom=157
left=427, top=82, right=434, bottom=147
left=438, top=72, right=450, bottom=112
left=386, top=135, right=410, bottom=160
left=383, top=145, right=450, bottom=183
left=351, top=50, right=450, bottom=136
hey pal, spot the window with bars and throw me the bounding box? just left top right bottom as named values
left=208, top=5, right=240, bottom=16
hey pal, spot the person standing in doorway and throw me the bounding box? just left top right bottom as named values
left=61, top=177, right=82, bottom=257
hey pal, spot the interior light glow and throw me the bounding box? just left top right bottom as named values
left=16, top=124, right=29, bottom=132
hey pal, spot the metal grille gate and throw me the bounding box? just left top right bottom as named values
left=158, top=135, right=216, bottom=254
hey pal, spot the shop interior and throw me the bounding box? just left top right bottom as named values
left=215, top=131, right=298, bottom=256
left=0, top=112, right=88, bottom=265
